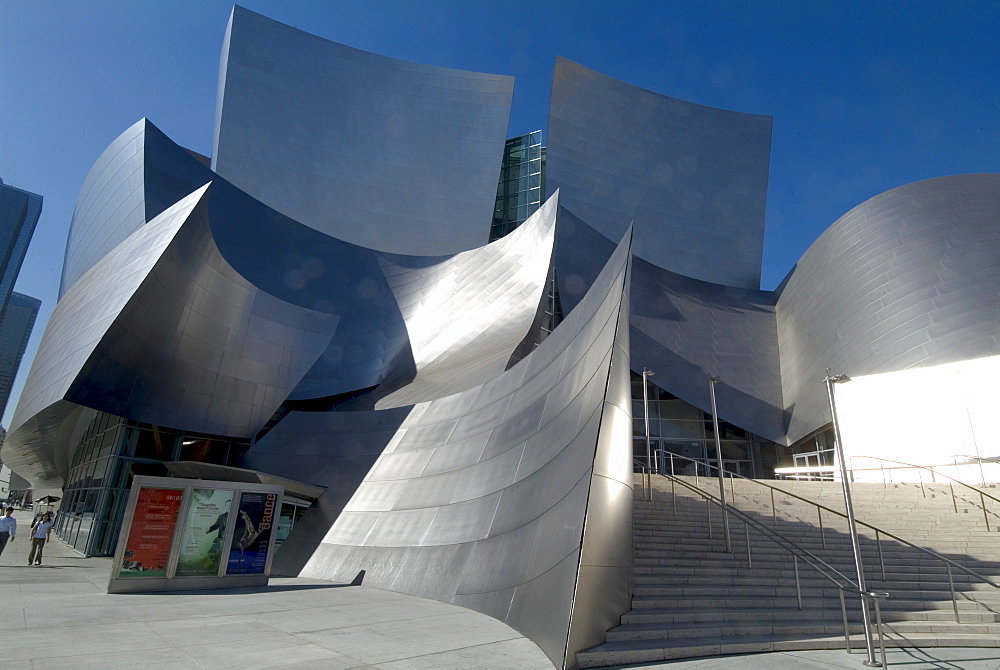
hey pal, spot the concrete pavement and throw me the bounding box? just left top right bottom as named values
left=0, top=509, right=551, bottom=669
left=3, top=508, right=1000, bottom=669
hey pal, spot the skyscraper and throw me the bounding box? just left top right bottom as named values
left=0, top=180, right=42, bottom=324
left=0, top=292, right=40, bottom=421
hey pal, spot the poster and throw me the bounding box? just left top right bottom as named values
left=174, top=488, right=234, bottom=577
left=226, top=491, right=278, bottom=574
left=118, top=487, right=184, bottom=578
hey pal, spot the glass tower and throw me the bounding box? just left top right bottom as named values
left=0, top=181, right=42, bottom=324
left=491, top=131, right=546, bottom=241
left=0, top=292, right=40, bottom=421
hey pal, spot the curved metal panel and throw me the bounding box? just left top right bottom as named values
left=776, top=174, right=1000, bottom=445
left=10, top=181, right=339, bottom=447
left=556, top=207, right=785, bottom=443
left=212, top=6, right=514, bottom=256
left=547, top=56, right=772, bottom=289
left=270, top=230, right=633, bottom=669
left=11, top=185, right=213, bottom=435
left=60, top=119, right=148, bottom=297
left=375, top=192, right=558, bottom=408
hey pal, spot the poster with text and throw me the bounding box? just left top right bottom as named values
left=119, top=487, right=184, bottom=578
left=174, top=488, right=234, bottom=577
left=226, top=491, right=278, bottom=574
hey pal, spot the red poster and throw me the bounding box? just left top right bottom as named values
left=119, top=487, right=185, bottom=577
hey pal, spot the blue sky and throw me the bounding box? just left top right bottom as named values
left=1, top=0, right=998, bottom=426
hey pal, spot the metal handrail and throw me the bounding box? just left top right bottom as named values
left=637, top=458, right=889, bottom=665
left=850, top=455, right=1000, bottom=532
left=655, top=451, right=1000, bottom=594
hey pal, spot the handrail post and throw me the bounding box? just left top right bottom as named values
left=709, top=376, right=732, bottom=553
left=771, top=488, right=776, bottom=525
left=671, top=477, right=676, bottom=517
left=876, top=530, right=885, bottom=581
left=818, top=507, right=826, bottom=550
left=706, top=496, right=713, bottom=539
left=839, top=589, right=851, bottom=653
left=826, top=369, right=879, bottom=666
left=642, top=368, right=654, bottom=500
left=948, top=563, right=960, bottom=623
left=880, top=460, right=886, bottom=488
left=980, top=491, right=991, bottom=532
left=872, top=593, right=888, bottom=669
left=745, top=522, right=752, bottom=569
left=950, top=483, right=958, bottom=513
left=669, top=452, right=674, bottom=477
left=793, top=555, right=802, bottom=610
left=918, top=467, right=926, bottom=498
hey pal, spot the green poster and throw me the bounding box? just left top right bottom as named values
left=174, top=488, right=234, bottom=577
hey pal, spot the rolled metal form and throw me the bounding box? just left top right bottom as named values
left=777, top=174, right=1000, bottom=445
left=60, top=118, right=217, bottom=298
left=280, top=230, right=634, bottom=669
left=60, top=119, right=148, bottom=298
left=547, top=56, right=772, bottom=289
left=630, top=255, right=785, bottom=444
left=375, top=191, right=558, bottom=408
left=555, top=206, right=785, bottom=444
left=212, top=6, right=514, bottom=256
left=5, top=184, right=338, bottom=467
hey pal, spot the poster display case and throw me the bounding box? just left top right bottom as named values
left=108, top=476, right=283, bottom=594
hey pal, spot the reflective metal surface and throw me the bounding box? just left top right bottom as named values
left=283, top=230, right=633, bottom=669
left=547, top=57, right=772, bottom=289
left=776, top=174, right=1000, bottom=445
left=213, top=6, right=514, bottom=256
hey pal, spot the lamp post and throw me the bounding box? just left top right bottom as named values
left=825, top=369, right=880, bottom=666
left=642, top=368, right=655, bottom=501
left=708, top=376, right=732, bottom=553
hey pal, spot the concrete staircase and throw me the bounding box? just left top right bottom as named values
left=576, top=474, right=1000, bottom=668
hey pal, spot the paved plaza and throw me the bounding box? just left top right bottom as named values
left=3, top=509, right=999, bottom=669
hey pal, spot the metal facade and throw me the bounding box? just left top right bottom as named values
left=273, top=231, right=633, bottom=669
left=212, top=6, right=514, bottom=256
left=776, top=174, right=1000, bottom=445
left=3, top=9, right=1000, bottom=668
left=547, top=57, right=772, bottom=289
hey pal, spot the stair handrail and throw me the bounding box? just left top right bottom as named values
left=652, top=450, right=1000, bottom=591
left=850, top=454, right=1000, bottom=531
left=639, top=459, right=888, bottom=664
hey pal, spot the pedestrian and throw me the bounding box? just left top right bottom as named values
left=0, top=506, right=15, bottom=557
left=28, top=512, right=54, bottom=566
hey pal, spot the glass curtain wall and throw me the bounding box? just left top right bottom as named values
left=56, top=411, right=250, bottom=556
left=491, top=131, right=562, bottom=341
left=630, top=372, right=778, bottom=478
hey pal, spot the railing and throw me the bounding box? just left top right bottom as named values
left=636, top=458, right=889, bottom=666
left=652, top=450, right=1000, bottom=623
left=849, top=455, right=1000, bottom=532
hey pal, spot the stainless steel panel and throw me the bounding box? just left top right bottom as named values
left=547, top=57, right=771, bottom=289
left=776, top=174, right=1000, bottom=444
left=212, top=7, right=513, bottom=257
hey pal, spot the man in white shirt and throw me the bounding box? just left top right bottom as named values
left=0, top=506, right=16, bottom=557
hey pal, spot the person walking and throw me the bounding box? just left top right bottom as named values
left=0, top=506, right=15, bottom=557
left=28, top=512, right=54, bottom=565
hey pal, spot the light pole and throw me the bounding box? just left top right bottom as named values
left=825, top=369, right=880, bottom=667
left=708, top=376, right=732, bottom=553
left=642, top=368, right=655, bottom=501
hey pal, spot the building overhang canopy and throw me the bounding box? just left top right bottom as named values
left=163, top=461, right=326, bottom=501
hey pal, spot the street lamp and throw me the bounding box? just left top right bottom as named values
left=642, top=368, right=655, bottom=501
left=825, top=368, right=880, bottom=667
left=708, top=375, right=732, bottom=553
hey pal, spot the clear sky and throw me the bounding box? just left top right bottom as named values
left=1, top=0, right=998, bottom=427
